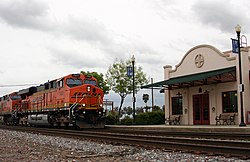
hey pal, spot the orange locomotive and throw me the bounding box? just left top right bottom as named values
left=0, top=74, right=106, bottom=128
left=0, top=92, right=21, bottom=124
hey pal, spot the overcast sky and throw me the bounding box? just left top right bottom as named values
left=0, top=0, right=249, bottom=108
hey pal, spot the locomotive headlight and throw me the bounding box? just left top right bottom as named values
left=100, top=104, right=103, bottom=107
left=87, top=86, right=91, bottom=92
left=82, top=103, right=86, bottom=107
left=99, top=111, right=102, bottom=115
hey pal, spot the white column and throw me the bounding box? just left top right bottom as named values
left=163, top=65, right=172, bottom=119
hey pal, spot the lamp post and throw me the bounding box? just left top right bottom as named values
left=235, top=24, right=246, bottom=127
left=131, top=55, right=136, bottom=122
left=151, top=78, right=154, bottom=111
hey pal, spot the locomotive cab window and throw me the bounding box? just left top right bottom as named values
left=57, top=80, right=64, bottom=88
left=66, top=78, right=83, bottom=88
left=50, top=81, right=57, bottom=89
left=10, top=95, right=21, bottom=100
left=84, top=80, right=97, bottom=86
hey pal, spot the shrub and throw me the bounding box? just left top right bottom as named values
left=120, top=117, right=133, bottom=125
left=135, top=111, right=165, bottom=125
left=105, top=114, right=117, bottom=125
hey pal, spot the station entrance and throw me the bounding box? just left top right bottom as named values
left=193, top=94, right=210, bottom=125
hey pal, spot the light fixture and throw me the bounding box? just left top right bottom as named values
left=176, top=92, right=182, bottom=96
left=87, top=86, right=91, bottom=92
left=235, top=24, right=241, bottom=33
left=131, top=55, right=135, bottom=62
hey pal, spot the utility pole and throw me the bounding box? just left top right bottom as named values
left=151, top=78, right=154, bottom=111
left=131, top=55, right=136, bottom=122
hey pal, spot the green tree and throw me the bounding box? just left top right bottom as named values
left=136, top=107, right=144, bottom=114
left=106, top=58, right=149, bottom=121
left=152, top=105, right=162, bottom=111
left=81, top=71, right=110, bottom=94
left=123, top=106, right=133, bottom=116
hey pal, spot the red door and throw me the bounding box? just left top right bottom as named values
left=193, top=94, right=210, bottom=125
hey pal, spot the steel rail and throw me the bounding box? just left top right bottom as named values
left=102, top=128, right=250, bottom=141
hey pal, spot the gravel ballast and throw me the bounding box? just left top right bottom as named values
left=0, top=129, right=248, bottom=162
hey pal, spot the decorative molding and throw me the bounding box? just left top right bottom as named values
left=195, top=54, right=204, bottom=68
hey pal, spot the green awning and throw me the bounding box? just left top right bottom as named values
left=142, top=66, right=236, bottom=89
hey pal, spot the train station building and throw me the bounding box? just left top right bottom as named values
left=143, top=44, right=250, bottom=125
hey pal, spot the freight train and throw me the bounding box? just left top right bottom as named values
left=0, top=73, right=106, bottom=128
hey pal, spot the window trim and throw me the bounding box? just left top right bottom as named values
left=171, top=96, right=183, bottom=115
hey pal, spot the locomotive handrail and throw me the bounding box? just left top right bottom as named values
left=69, top=97, right=84, bottom=121
left=69, top=94, right=79, bottom=116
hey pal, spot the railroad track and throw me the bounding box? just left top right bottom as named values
left=100, top=128, right=250, bottom=141
left=1, top=125, right=250, bottom=159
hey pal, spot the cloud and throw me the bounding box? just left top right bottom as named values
left=62, top=18, right=114, bottom=45
left=192, top=0, right=250, bottom=33
left=0, top=0, right=114, bottom=46
left=52, top=17, right=128, bottom=59
left=100, top=37, right=159, bottom=60
left=131, top=44, right=165, bottom=65
left=47, top=39, right=161, bottom=73
left=0, top=0, right=161, bottom=66
left=48, top=46, right=108, bottom=69
left=59, top=17, right=161, bottom=64
left=0, top=0, right=52, bottom=30
left=148, top=0, right=177, bottom=18
left=0, top=0, right=171, bottom=79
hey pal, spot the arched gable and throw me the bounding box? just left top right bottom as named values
left=169, top=44, right=236, bottom=78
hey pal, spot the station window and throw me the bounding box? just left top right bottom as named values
left=222, top=91, right=238, bottom=113
left=172, top=96, right=183, bottom=115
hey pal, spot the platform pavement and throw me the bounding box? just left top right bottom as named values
left=105, top=124, right=250, bottom=133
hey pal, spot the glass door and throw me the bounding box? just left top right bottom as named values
left=193, top=94, right=210, bottom=125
